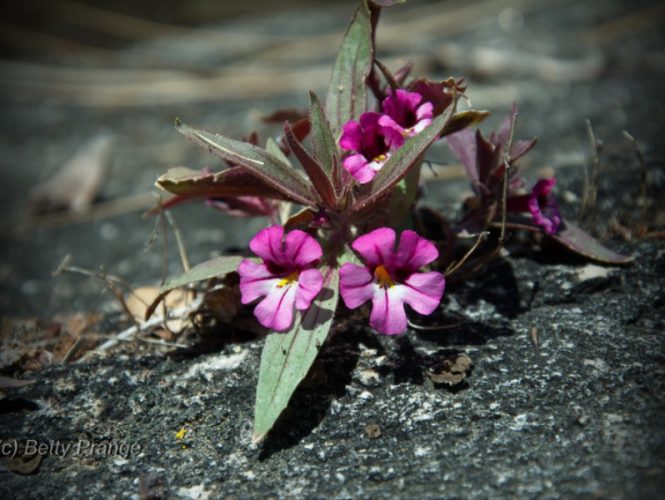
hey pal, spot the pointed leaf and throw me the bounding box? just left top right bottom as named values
left=176, top=121, right=314, bottom=206
left=500, top=217, right=633, bottom=265
left=161, top=255, right=244, bottom=292
left=155, top=167, right=288, bottom=200
left=550, top=220, right=633, bottom=264
left=145, top=255, right=243, bottom=320
left=253, top=267, right=339, bottom=443
left=284, top=122, right=336, bottom=208
left=265, top=138, right=293, bottom=167
left=510, top=139, right=537, bottom=162
left=447, top=127, right=478, bottom=184
left=325, top=1, right=372, bottom=136
left=309, top=92, right=339, bottom=183
left=386, top=164, right=422, bottom=229
left=439, top=110, right=490, bottom=138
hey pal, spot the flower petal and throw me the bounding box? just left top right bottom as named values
left=392, top=230, right=439, bottom=273
left=295, top=268, right=324, bottom=310
left=284, top=229, right=322, bottom=268
left=248, top=225, right=286, bottom=267
left=416, top=101, right=434, bottom=122
left=532, top=178, right=555, bottom=197
left=351, top=227, right=396, bottom=268
left=343, top=154, right=378, bottom=184
left=339, top=263, right=374, bottom=309
left=528, top=178, right=561, bottom=234
left=402, top=271, right=445, bottom=315
left=369, top=284, right=408, bottom=335
left=253, top=285, right=298, bottom=332
left=383, top=89, right=422, bottom=121
left=238, top=259, right=280, bottom=304
left=377, top=115, right=406, bottom=148
left=340, top=120, right=363, bottom=151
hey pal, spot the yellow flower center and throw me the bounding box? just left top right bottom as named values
left=277, top=271, right=300, bottom=288
left=373, top=154, right=387, bottom=163
left=374, top=265, right=395, bottom=289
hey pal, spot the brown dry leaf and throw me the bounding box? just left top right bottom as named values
left=364, top=423, right=382, bottom=439
left=126, top=286, right=195, bottom=333
left=19, top=349, right=55, bottom=371
left=29, top=134, right=113, bottom=215
left=3, top=449, right=43, bottom=475
left=427, top=353, right=473, bottom=386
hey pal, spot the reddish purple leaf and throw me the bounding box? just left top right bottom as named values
left=284, top=122, right=337, bottom=208
left=501, top=216, right=633, bottom=265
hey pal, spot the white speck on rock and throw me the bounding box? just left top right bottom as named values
left=241, top=470, right=256, bottom=481
left=356, top=368, right=381, bottom=386
left=414, top=446, right=431, bottom=457
left=584, top=358, right=608, bottom=372
left=182, top=351, right=248, bottom=381
left=511, top=413, right=529, bottom=430
left=176, top=485, right=210, bottom=500
left=576, top=264, right=611, bottom=282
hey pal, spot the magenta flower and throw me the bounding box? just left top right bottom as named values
left=339, top=228, right=445, bottom=335
left=238, top=226, right=324, bottom=332
left=506, top=178, right=562, bottom=234
left=379, top=89, right=433, bottom=147
left=340, top=112, right=393, bottom=184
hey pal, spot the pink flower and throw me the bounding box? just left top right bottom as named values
left=339, top=228, right=445, bottom=335
left=340, top=112, right=392, bottom=184
left=379, top=89, right=433, bottom=147
left=238, top=226, right=324, bottom=332
left=507, top=178, right=562, bottom=234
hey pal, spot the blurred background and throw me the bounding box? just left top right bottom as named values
left=0, top=0, right=663, bottom=316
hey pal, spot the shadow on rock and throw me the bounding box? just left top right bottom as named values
left=258, top=327, right=384, bottom=460
left=458, top=258, right=522, bottom=319
left=384, top=337, right=474, bottom=393
left=412, top=311, right=515, bottom=347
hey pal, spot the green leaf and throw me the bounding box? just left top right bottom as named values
left=309, top=92, right=340, bottom=184
left=325, top=1, right=372, bottom=137
left=387, top=163, right=422, bottom=230
left=253, top=267, right=340, bottom=443
left=160, top=255, right=244, bottom=293
left=265, top=138, right=292, bottom=167
left=176, top=121, right=314, bottom=206
left=145, top=255, right=243, bottom=320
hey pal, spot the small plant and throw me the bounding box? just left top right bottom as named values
left=149, top=1, right=631, bottom=443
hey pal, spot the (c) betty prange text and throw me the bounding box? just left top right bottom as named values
left=0, top=439, right=141, bottom=459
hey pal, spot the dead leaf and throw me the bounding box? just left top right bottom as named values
left=427, top=353, right=473, bottom=386
left=29, top=134, right=113, bottom=215
left=126, top=286, right=194, bottom=333
left=3, top=449, right=43, bottom=475
left=364, top=423, right=382, bottom=439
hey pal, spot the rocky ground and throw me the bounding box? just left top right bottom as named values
left=1, top=0, right=664, bottom=498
